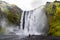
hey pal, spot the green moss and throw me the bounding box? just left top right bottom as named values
left=0, top=3, right=22, bottom=25
left=7, top=13, right=20, bottom=25
left=45, top=1, right=60, bottom=36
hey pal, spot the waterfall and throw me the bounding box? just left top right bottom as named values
left=17, top=10, right=33, bottom=36
left=19, top=6, right=49, bottom=36
left=23, top=10, right=33, bottom=35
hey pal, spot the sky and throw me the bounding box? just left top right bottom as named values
left=2, top=0, right=55, bottom=11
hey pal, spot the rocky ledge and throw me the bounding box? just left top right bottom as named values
left=0, top=35, right=60, bottom=40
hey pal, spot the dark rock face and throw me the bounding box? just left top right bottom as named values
left=0, top=1, right=22, bottom=34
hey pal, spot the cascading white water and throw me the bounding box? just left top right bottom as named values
left=23, top=10, right=33, bottom=35
left=19, top=6, right=49, bottom=36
